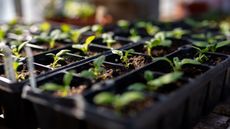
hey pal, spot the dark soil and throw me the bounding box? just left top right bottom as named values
left=204, top=55, right=224, bottom=66
left=128, top=55, right=148, bottom=69
left=182, top=66, right=206, bottom=78
left=54, top=85, right=87, bottom=97
left=155, top=81, right=185, bottom=94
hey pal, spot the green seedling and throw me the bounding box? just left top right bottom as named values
left=40, top=71, right=74, bottom=97
left=193, top=40, right=230, bottom=53
left=192, top=46, right=209, bottom=63
left=129, top=28, right=141, bottom=42
left=10, top=40, right=27, bottom=58
left=72, top=35, right=95, bottom=54
left=136, top=21, right=159, bottom=36
left=145, top=32, right=172, bottom=56
left=166, top=28, right=188, bottom=39
left=102, top=33, right=116, bottom=48
left=154, top=57, right=201, bottom=72
left=111, top=49, right=134, bottom=68
left=128, top=71, right=183, bottom=91
left=93, top=91, right=144, bottom=112
left=80, top=55, right=105, bottom=80
left=39, top=22, right=51, bottom=32
left=62, top=26, right=90, bottom=43
left=92, top=24, right=103, bottom=37
left=117, top=20, right=130, bottom=30
left=46, top=49, right=70, bottom=69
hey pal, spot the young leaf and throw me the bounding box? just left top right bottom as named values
left=40, top=83, right=63, bottom=91
left=72, top=35, right=95, bottom=54
left=114, top=91, right=144, bottom=109
left=93, top=55, right=105, bottom=68
left=144, top=70, right=154, bottom=81
left=128, top=83, right=146, bottom=91
left=79, top=70, right=96, bottom=80
left=61, top=24, right=71, bottom=33
left=216, top=40, right=230, bottom=49
left=117, top=20, right=129, bottom=30
left=63, top=71, right=74, bottom=87
left=147, top=72, right=183, bottom=90
left=40, top=22, right=51, bottom=32
left=93, top=92, right=115, bottom=105
left=56, top=49, right=70, bottom=57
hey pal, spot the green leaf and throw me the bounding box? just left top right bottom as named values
left=56, top=49, right=70, bottom=57
left=18, top=41, right=27, bottom=52
left=216, top=40, right=230, bottom=49
left=79, top=70, right=96, bottom=80
left=180, top=58, right=201, bottom=65
left=128, top=83, right=146, bottom=91
left=93, top=56, right=105, bottom=68
left=13, top=61, right=20, bottom=71
left=93, top=92, right=115, bottom=105
left=144, top=70, right=154, bottom=81
left=147, top=72, right=183, bottom=90
left=85, top=35, right=95, bottom=46
left=155, top=32, right=165, bottom=41
left=114, top=91, right=144, bottom=109
left=72, top=44, right=84, bottom=50
left=111, top=49, right=123, bottom=57
left=40, top=22, right=51, bottom=32
left=61, top=24, right=71, bottom=32
left=46, top=53, right=55, bottom=57
left=117, top=20, right=129, bottom=29
left=40, top=83, right=63, bottom=91
left=63, top=71, right=73, bottom=87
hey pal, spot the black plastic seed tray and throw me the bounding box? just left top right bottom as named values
left=22, top=43, right=230, bottom=129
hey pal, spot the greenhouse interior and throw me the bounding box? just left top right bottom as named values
left=0, top=0, right=229, bottom=129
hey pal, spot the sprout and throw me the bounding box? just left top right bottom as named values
left=102, top=33, right=116, bottom=48
left=129, top=28, right=141, bottom=42
left=80, top=55, right=105, bottom=80
left=72, top=35, right=95, bottom=54
left=117, top=20, right=130, bottom=30
left=154, top=57, right=201, bottom=72
left=145, top=32, right=172, bottom=56
left=111, top=49, right=134, bottom=68
left=93, top=91, right=144, bottom=112
left=128, top=71, right=183, bottom=91
left=46, top=49, right=70, bottom=69
left=39, top=22, right=51, bottom=32
left=40, top=71, right=74, bottom=97
left=10, top=40, right=27, bottom=58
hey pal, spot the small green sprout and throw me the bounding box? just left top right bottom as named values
left=117, top=20, right=130, bottom=30
left=69, top=26, right=90, bottom=43
left=102, top=33, right=116, bottom=48
left=93, top=91, right=144, bottom=112
left=10, top=40, right=27, bottom=58
left=145, top=32, right=172, bottom=56
left=72, top=35, right=95, bottom=54
left=39, top=22, right=51, bottom=32
left=166, top=28, right=188, bottom=39
left=129, top=28, right=141, bottom=42
left=128, top=71, right=183, bottom=91
left=92, top=25, right=103, bottom=37
left=220, top=22, right=230, bottom=35
left=111, top=49, right=134, bottom=68
left=80, top=55, right=105, bottom=80
left=46, top=49, right=70, bottom=69
left=135, top=21, right=159, bottom=36
left=40, top=71, right=74, bottom=97
left=0, top=25, right=7, bottom=41
left=193, top=40, right=230, bottom=52
left=154, top=57, right=201, bottom=72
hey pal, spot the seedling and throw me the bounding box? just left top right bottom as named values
left=136, top=21, right=159, bottom=36
left=111, top=49, right=134, bottom=68
left=129, top=28, right=141, bottom=42
left=192, top=46, right=209, bottom=63
left=193, top=40, right=230, bottom=53
left=40, top=71, right=74, bottom=97
left=154, top=57, right=201, bottom=72
left=92, top=25, right=103, bottom=37
left=39, top=22, right=51, bottom=32
left=117, top=20, right=129, bottom=30
left=0, top=25, right=7, bottom=41
left=128, top=71, right=183, bottom=91
left=102, top=33, right=116, bottom=48
left=46, top=49, right=70, bottom=69
left=61, top=25, right=90, bottom=43
left=10, top=40, right=27, bottom=58
left=166, top=28, right=188, bottom=39
left=145, top=32, right=172, bottom=56
left=72, top=35, right=95, bottom=54
left=93, top=91, right=144, bottom=112
left=80, top=55, right=105, bottom=80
